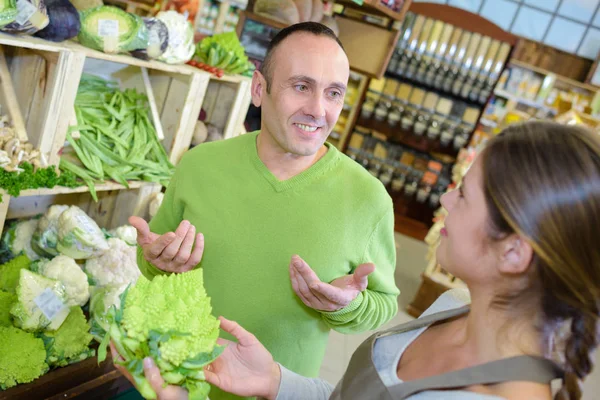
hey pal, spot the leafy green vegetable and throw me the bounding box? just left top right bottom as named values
left=0, top=162, right=79, bottom=201
left=36, top=306, right=94, bottom=367
left=0, top=290, right=15, bottom=326
left=195, top=31, right=255, bottom=76
left=0, top=254, right=31, bottom=293
left=0, top=326, right=49, bottom=389
left=60, top=74, right=174, bottom=200
left=78, top=6, right=148, bottom=54
left=97, top=268, right=222, bottom=400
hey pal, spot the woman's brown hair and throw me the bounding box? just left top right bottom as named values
left=480, top=121, right=600, bottom=400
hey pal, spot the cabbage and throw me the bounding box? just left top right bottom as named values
left=56, top=206, right=109, bottom=260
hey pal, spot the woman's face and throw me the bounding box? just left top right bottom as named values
left=436, top=156, right=499, bottom=284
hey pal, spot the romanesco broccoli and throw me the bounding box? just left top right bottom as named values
left=0, top=290, right=15, bottom=326
left=98, top=268, right=222, bottom=400
left=10, top=269, right=70, bottom=332
left=0, top=326, right=49, bottom=389
left=0, top=254, right=31, bottom=293
left=37, top=307, right=95, bottom=367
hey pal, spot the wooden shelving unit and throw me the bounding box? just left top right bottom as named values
left=0, top=32, right=252, bottom=238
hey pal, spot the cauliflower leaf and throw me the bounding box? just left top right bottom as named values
left=0, top=290, right=16, bottom=326
left=37, top=307, right=94, bottom=368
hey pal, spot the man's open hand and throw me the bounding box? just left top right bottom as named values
left=129, top=216, right=204, bottom=273
left=289, top=255, right=375, bottom=312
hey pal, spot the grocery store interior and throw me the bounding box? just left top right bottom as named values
left=1, top=0, right=600, bottom=399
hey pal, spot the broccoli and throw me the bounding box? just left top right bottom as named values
left=0, top=290, right=15, bottom=326
left=98, top=268, right=222, bottom=400
left=0, top=254, right=31, bottom=293
left=0, top=326, right=49, bottom=389
left=10, top=269, right=70, bottom=332
left=37, top=307, right=95, bottom=368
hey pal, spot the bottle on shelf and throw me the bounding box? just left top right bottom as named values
left=396, top=15, right=426, bottom=77
left=391, top=163, right=409, bottom=195
left=433, top=28, right=463, bottom=90
left=461, top=36, right=491, bottom=101
left=425, top=24, right=455, bottom=87
left=375, top=80, right=399, bottom=123
left=443, top=31, right=472, bottom=94
left=401, top=88, right=425, bottom=133
left=439, top=117, right=461, bottom=148
left=452, top=106, right=479, bottom=150
left=389, top=13, right=416, bottom=73
left=406, top=18, right=434, bottom=80
left=469, top=39, right=500, bottom=103
left=452, top=33, right=482, bottom=97
left=427, top=97, right=452, bottom=142
left=416, top=171, right=438, bottom=204
left=478, top=42, right=511, bottom=104
left=415, top=20, right=445, bottom=83
left=414, top=92, right=439, bottom=137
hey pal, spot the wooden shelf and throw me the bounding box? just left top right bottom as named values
left=0, top=32, right=250, bottom=83
left=510, top=59, right=599, bottom=93
left=336, top=0, right=411, bottom=22
left=2, top=181, right=161, bottom=198
left=356, top=116, right=460, bottom=160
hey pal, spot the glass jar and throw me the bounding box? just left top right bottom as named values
left=361, top=96, right=377, bottom=119
left=400, top=104, right=418, bottom=132
left=391, top=166, right=408, bottom=193
left=374, top=97, right=392, bottom=122
left=426, top=117, right=442, bottom=141
left=387, top=100, right=406, bottom=127
left=379, top=165, right=394, bottom=188
left=404, top=172, right=419, bottom=198
left=413, top=108, right=431, bottom=137
left=439, top=119, right=459, bottom=147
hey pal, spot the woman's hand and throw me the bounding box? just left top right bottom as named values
left=204, top=316, right=281, bottom=400
left=111, top=342, right=189, bottom=400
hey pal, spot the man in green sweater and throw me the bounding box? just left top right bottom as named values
left=131, top=22, right=400, bottom=400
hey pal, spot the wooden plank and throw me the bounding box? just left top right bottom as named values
left=1, top=180, right=159, bottom=197
left=338, top=73, right=368, bottom=150
left=86, top=190, right=119, bottom=228
left=168, top=72, right=209, bottom=164
left=9, top=47, right=44, bottom=140
left=214, top=0, right=230, bottom=34
left=0, top=46, right=27, bottom=141
left=47, top=51, right=86, bottom=166
left=223, top=78, right=251, bottom=139
left=141, top=67, right=165, bottom=140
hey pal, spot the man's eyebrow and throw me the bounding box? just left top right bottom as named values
left=286, top=75, right=347, bottom=91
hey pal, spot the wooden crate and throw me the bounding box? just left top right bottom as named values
left=0, top=33, right=252, bottom=237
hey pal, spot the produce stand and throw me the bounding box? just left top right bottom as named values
left=0, top=347, right=132, bottom=400
left=0, top=32, right=252, bottom=236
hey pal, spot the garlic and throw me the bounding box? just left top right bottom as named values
left=4, top=138, right=19, bottom=157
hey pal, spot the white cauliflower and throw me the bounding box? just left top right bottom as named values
left=32, top=205, right=69, bottom=257
left=4, top=219, right=41, bottom=261
left=109, top=225, right=137, bottom=246
left=32, top=255, right=90, bottom=307
left=84, top=238, right=140, bottom=287
left=57, top=206, right=109, bottom=260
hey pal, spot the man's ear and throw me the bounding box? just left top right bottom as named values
left=498, top=234, right=534, bottom=276
left=251, top=70, right=266, bottom=107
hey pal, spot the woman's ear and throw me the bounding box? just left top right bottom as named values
left=498, top=234, right=534, bottom=275
left=251, top=70, right=265, bottom=107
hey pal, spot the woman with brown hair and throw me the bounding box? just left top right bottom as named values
left=116, top=120, right=600, bottom=399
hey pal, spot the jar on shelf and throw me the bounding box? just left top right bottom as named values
left=400, top=103, right=418, bottom=132
left=413, top=107, right=430, bottom=137
left=387, top=99, right=406, bottom=127
left=439, top=118, right=460, bottom=148
left=361, top=95, right=377, bottom=120
left=374, top=97, right=392, bottom=122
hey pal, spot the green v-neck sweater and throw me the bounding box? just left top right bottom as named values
left=137, top=131, right=400, bottom=400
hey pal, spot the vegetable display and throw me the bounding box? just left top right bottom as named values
left=97, top=268, right=223, bottom=400
left=77, top=6, right=148, bottom=54
left=60, top=74, right=174, bottom=199
left=34, top=0, right=81, bottom=42
left=2, top=0, right=49, bottom=35
left=193, top=31, right=255, bottom=77
left=56, top=205, right=109, bottom=259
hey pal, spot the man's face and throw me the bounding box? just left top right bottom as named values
left=252, top=33, right=350, bottom=157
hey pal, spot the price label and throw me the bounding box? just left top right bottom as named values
left=15, top=0, right=38, bottom=25
left=98, top=19, right=119, bottom=37
left=34, top=288, right=66, bottom=321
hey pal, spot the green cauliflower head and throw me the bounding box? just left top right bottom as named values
left=32, top=205, right=69, bottom=258
left=0, top=326, right=49, bottom=390
left=57, top=206, right=109, bottom=260
left=121, top=268, right=220, bottom=366
left=10, top=269, right=70, bottom=332
left=32, top=255, right=90, bottom=307
left=37, top=306, right=94, bottom=368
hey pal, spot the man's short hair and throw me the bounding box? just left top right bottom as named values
left=259, top=22, right=345, bottom=93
